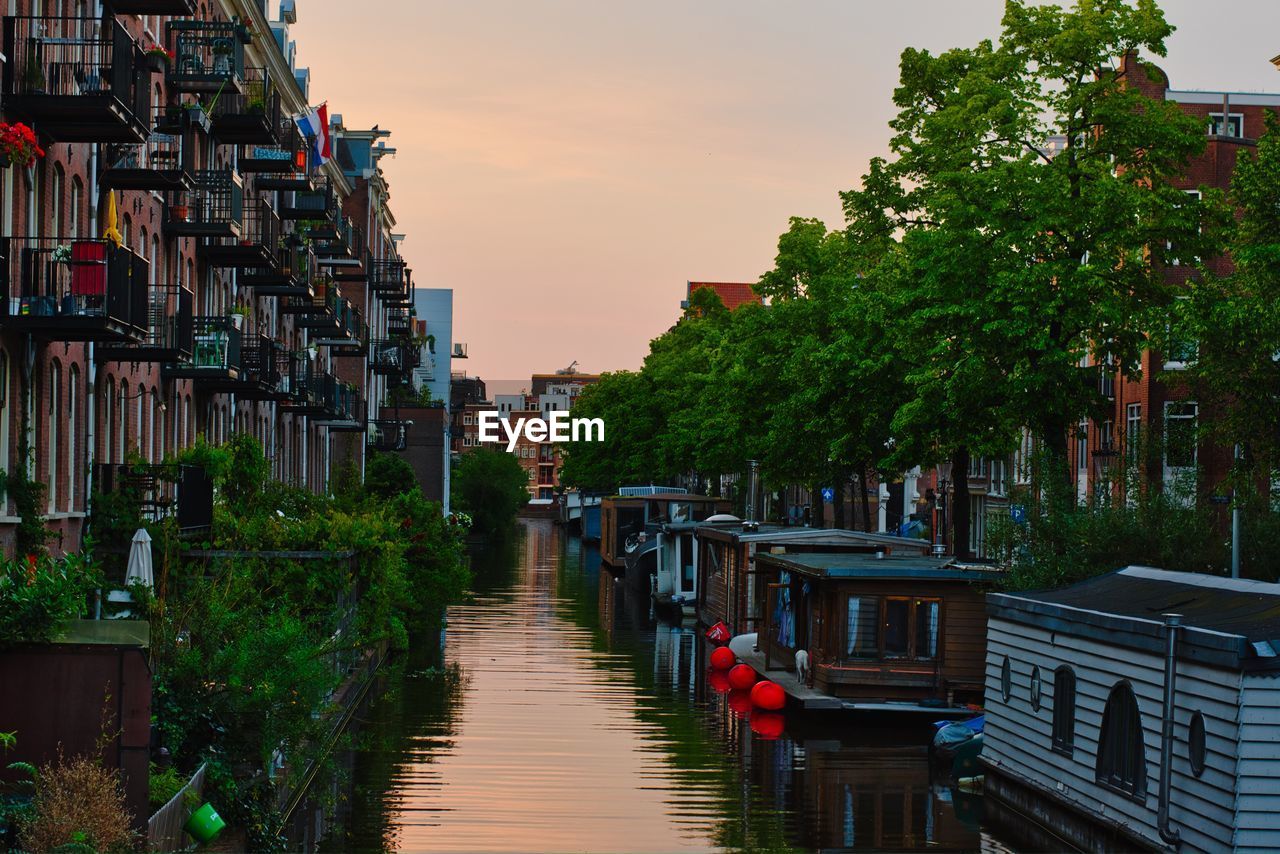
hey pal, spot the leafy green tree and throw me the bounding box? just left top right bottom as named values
left=452, top=447, right=529, bottom=535
left=559, top=369, right=665, bottom=490
left=364, top=451, right=420, bottom=501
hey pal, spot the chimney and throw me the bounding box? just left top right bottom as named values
left=745, top=460, right=760, bottom=524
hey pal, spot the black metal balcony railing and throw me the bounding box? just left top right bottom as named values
left=105, top=0, right=196, bottom=16
left=334, top=247, right=372, bottom=283
left=242, top=243, right=316, bottom=296
left=166, top=19, right=245, bottom=94
left=99, top=284, right=194, bottom=363
left=279, top=180, right=338, bottom=221
left=95, top=462, right=213, bottom=532
left=368, top=419, right=411, bottom=452
left=370, top=339, right=417, bottom=376
left=2, top=16, right=151, bottom=143
left=240, top=119, right=308, bottom=174
left=166, top=169, right=243, bottom=238
left=315, top=374, right=363, bottom=429
left=234, top=334, right=291, bottom=399
left=315, top=215, right=363, bottom=259
left=210, top=66, right=281, bottom=145
left=101, top=107, right=195, bottom=192
left=281, top=360, right=324, bottom=414
left=386, top=305, right=411, bottom=336
left=0, top=237, right=147, bottom=342
left=163, top=315, right=241, bottom=384
left=203, top=195, right=279, bottom=269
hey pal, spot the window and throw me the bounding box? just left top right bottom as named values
left=1000, top=656, right=1012, bottom=702
left=1208, top=112, right=1243, bottom=138
left=1100, top=420, right=1115, bottom=454
left=1167, top=190, right=1202, bottom=269
left=1126, top=404, right=1142, bottom=462
left=463, top=414, right=473, bottom=425
left=47, top=363, right=59, bottom=512
left=1164, top=402, right=1198, bottom=470
left=1188, top=711, right=1206, bottom=778
left=70, top=177, right=83, bottom=238
left=1077, top=422, right=1088, bottom=472
left=67, top=366, right=78, bottom=511
left=989, top=458, right=1007, bottom=496
left=1030, top=665, right=1042, bottom=711
left=881, top=597, right=940, bottom=660
left=1052, top=666, right=1076, bottom=754
left=845, top=596, right=879, bottom=659
left=1096, top=681, right=1148, bottom=798
left=50, top=165, right=63, bottom=238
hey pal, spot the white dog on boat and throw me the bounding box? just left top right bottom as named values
left=795, top=649, right=810, bottom=687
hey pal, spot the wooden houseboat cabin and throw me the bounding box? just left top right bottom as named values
left=982, top=567, right=1280, bottom=853
left=695, top=525, right=934, bottom=636
left=599, top=490, right=729, bottom=570
left=754, top=552, right=1001, bottom=709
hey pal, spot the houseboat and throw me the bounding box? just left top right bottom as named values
left=695, top=524, right=934, bottom=635
left=558, top=489, right=602, bottom=538
left=598, top=487, right=720, bottom=570
left=981, top=567, right=1280, bottom=853
left=742, top=551, right=1001, bottom=712
left=621, top=511, right=738, bottom=621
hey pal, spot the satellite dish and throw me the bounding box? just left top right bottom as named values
left=705, top=514, right=741, bottom=523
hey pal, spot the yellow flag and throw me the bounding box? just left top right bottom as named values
left=102, top=191, right=122, bottom=247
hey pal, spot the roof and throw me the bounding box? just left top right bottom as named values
left=687, top=281, right=762, bottom=311
left=756, top=551, right=1004, bottom=583
left=606, top=492, right=724, bottom=503
left=694, top=524, right=933, bottom=553
left=989, top=566, right=1280, bottom=672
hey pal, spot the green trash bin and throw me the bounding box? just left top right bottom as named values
left=184, top=802, right=226, bottom=844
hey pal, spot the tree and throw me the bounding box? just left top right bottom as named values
left=452, top=447, right=530, bottom=535
left=850, top=0, right=1214, bottom=496
left=364, top=451, right=420, bottom=501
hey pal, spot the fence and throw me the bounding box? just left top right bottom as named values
left=147, top=763, right=206, bottom=852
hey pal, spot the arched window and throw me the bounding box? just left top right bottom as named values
left=147, top=387, right=157, bottom=463
left=69, top=176, right=83, bottom=238
left=51, top=165, right=64, bottom=238
left=0, top=349, right=9, bottom=479
left=136, top=385, right=144, bottom=458
left=150, top=234, right=160, bottom=286
left=47, top=361, right=60, bottom=512
left=103, top=376, right=114, bottom=466
left=119, top=380, right=129, bottom=462
left=68, top=366, right=79, bottom=511
left=1096, top=680, right=1147, bottom=798
left=122, top=215, right=132, bottom=251
left=1052, top=666, right=1076, bottom=755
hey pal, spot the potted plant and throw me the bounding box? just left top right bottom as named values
left=0, top=123, right=44, bottom=169
left=22, top=51, right=44, bottom=94
left=229, top=304, right=250, bottom=330
left=169, top=196, right=189, bottom=222
left=144, top=44, right=173, bottom=75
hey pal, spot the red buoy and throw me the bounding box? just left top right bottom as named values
left=727, top=689, right=753, bottom=718
left=750, top=679, right=786, bottom=711
left=710, top=646, right=736, bottom=670
left=750, top=712, right=785, bottom=740
left=728, top=663, right=757, bottom=691
left=708, top=669, right=731, bottom=694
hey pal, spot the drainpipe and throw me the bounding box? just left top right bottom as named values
left=85, top=143, right=99, bottom=522
left=1158, top=613, right=1182, bottom=847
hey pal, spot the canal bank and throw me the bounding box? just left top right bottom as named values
left=305, top=520, right=1014, bottom=851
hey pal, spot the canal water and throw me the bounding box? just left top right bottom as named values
left=313, top=520, right=1007, bottom=852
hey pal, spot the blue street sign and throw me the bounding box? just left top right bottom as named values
left=1010, top=504, right=1027, bottom=525
left=821, top=487, right=835, bottom=502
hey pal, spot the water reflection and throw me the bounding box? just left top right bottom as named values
left=318, top=520, right=990, bottom=852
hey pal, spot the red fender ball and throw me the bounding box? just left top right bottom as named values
left=709, top=646, right=737, bottom=670
left=750, top=712, right=785, bottom=740
left=708, top=669, right=731, bottom=694
left=727, top=689, right=754, bottom=718
left=750, top=680, right=786, bottom=711
left=728, top=663, right=757, bottom=691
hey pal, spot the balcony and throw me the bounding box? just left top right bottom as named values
left=99, top=284, right=194, bottom=363
left=166, top=20, right=246, bottom=94
left=105, top=0, right=196, bottom=14
left=242, top=243, right=316, bottom=297
left=368, top=419, right=411, bottom=452
left=369, top=258, right=406, bottom=298
left=370, top=339, right=408, bottom=376
left=162, top=315, right=241, bottom=384
left=165, top=170, right=243, bottom=238
left=334, top=248, right=372, bottom=283
left=279, top=180, right=337, bottom=221
left=386, top=305, right=411, bottom=337
left=312, top=297, right=363, bottom=342
left=281, top=278, right=337, bottom=319
left=95, top=463, right=213, bottom=533
left=233, top=335, right=291, bottom=400
left=101, top=108, right=195, bottom=191
left=281, top=361, right=324, bottom=415
left=202, top=195, right=279, bottom=269
left=314, top=374, right=363, bottom=430
left=315, top=214, right=363, bottom=260
left=2, top=17, right=151, bottom=143
left=210, top=66, right=281, bottom=145
left=240, top=120, right=307, bottom=174
left=0, top=238, right=147, bottom=342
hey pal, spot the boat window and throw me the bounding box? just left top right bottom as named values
left=914, top=600, right=939, bottom=659
left=1030, top=665, right=1042, bottom=711
left=670, top=501, right=691, bottom=523
left=1052, top=666, right=1076, bottom=754
left=845, top=596, right=879, bottom=659
left=1188, top=711, right=1206, bottom=777
left=883, top=599, right=911, bottom=658
left=1000, top=656, right=1012, bottom=702
left=1096, top=680, right=1148, bottom=798
left=773, top=571, right=795, bottom=649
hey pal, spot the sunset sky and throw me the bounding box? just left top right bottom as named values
left=295, top=1, right=1280, bottom=380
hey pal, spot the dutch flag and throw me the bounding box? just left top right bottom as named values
left=296, top=103, right=331, bottom=169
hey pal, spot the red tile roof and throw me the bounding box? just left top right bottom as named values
left=687, top=281, right=762, bottom=311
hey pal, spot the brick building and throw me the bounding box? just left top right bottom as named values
left=681, top=280, right=763, bottom=312
left=0, top=0, right=437, bottom=556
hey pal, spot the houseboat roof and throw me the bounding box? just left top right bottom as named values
left=989, top=566, right=1280, bottom=672
left=695, top=524, right=933, bottom=552
left=756, top=552, right=1004, bottom=583
left=605, top=492, right=722, bottom=503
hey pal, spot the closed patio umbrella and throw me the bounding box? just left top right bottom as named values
left=124, top=528, right=154, bottom=591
